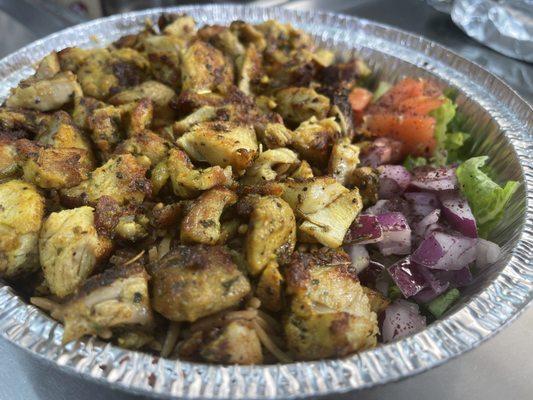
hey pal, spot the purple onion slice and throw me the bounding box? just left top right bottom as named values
left=376, top=212, right=412, bottom=256
left=381, top=300, right=426, bottom=343
left=344, top=215, right=383, bottom=244
left=439, top=191, right=477, bottom=238
left=410, top=166, right=458, bottom=191
left=378, top=165, right=412, bottom=199
left=387, top=257, right=427, bottom=297
left=411, top=230, right=477, bottom=270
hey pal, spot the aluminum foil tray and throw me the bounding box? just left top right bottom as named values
left=0, top=4, right=531, bottom=399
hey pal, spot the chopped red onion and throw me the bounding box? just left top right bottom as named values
left=358, top=261, right=385, bottom=288
left=381, top=300, right=426, bottom=343
left=364, top=199, right=411, bottom=217
left=387, top=257, right=427, bottom=297
left=411, top=231, right=477, bottom=270
left=414, top=209, right=441, bottom=237
left=344, top=215, right=383, bottom=244
left=360, top=137, right=403, bottom=167
left=410, top=166, right=458, bottom=191
left=376, top=212, right=412, bottom=256
left=404, top=192, right=439, bottom=218
left=434, top=266, right=473, bottom=288
left=439, top=191, right=477, bottom=238
left=344, top=244, right=370, bottom=273
left=475, top=238, right=501, bottom=268
left=378, top=165, right=412, bottom=199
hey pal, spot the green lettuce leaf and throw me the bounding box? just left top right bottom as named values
left=445, top=131, right=470, bottom=163
left=430, top=98, right=457, bottom=165
left=403, top=155, right=428, bottom=171
left=372, top=81, right=392, bottom=102
left=456, top=156, right=519, bottom=237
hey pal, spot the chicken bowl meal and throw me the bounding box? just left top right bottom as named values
left=0, top=4, right=531, bottom=397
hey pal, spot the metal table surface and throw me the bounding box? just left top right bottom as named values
left=0, top=1, right=531, bottom=399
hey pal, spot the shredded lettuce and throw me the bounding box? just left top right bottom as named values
left=403, top=155, right=428, bottom=171
left=372, top=81, right=392, bottom=102
left=430, top=98, right=458, bottom=165
left=444, top=131, right=470, bottom=163
left=456, top=156, right=519, bottom=237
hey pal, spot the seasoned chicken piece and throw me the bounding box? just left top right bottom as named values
left=61, top=154, right=151, bottom=206
left=197, top=25, right=245, bottom=60
left=16, top=140, right=90, bottom=189
left=237, top=45, right=262, bottom=95
left=57, top=47, right=92, bottom=72
left=39, top=206, right=112, bottom=297
left=152, top=148, right=233, bottom=197
left=0, top=108, right=43, bottom=136
left=151, top=245, right=251, bottom=322
left=0, top=138, right=19, bottom=179
left=245, top=196, right=296, bottom=275
left=328, top=138, right=360, bottom=185
left=181, top=40, right=234, bottom=94
left=230, top=21, right=266, bottom=52
left=140, top=35, right=182, bottom=88
left=181, top=188, right=238, bottom=244
left=71, top=97, right=105, bottom=130
left=241, top=148, right=299, bottom=185
left=76, top=48, right=149, bottom=100
left=283, top=248, right=378, bottom=360
left=256, top=20, right=314, bottom=52
left=34, top=52, right=61, bottom=80
left=57, top=263, right=153, bottom=343
left=149, top=201, right=183, bottom=229
left=172, top=105, right=217, bottom=135
left=318, top=59, right=371, bottom=90
left=362, top=286, right=390, bottom=314
left=35, top=111, right=95, bottom=169
left=177, top=121, right=258, bottom=173
left=349, top=166, right=379, bottom=206
left=108, top=81, right=176, bottom=126
left=0, top=180, right=44, bottom=278
left=300, top=188, right=363, bottom=248
left=87, top=103, right=135, bottom=154
left=291, top=117, right=341, bottom=166
left=161, top=14, right=197, bottom=42
left=290, top=160, right=313, bottom=179
left=256, top=261, right=284, bottom=312
left=275, top=87, right=330, bottom=126
left=5, top=72, right=82, bottom=112
left=259, top=122, right=292, bottom=149
left=115, top=128, right=172, bottom=166
left=281, top=177, right=347, bottom=215
left=179, top=319, right=262, bottom=365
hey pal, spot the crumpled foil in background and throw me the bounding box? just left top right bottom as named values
left=448, top=0, right=533, bottom=62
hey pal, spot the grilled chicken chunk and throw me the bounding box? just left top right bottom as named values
left=291, top=117, right=341, bottom=166
left=181, top=40, right=234, bottom=94
left=58, top=263, right=153, bottom=343
left=108, top=81, right=176, bottom=126
left=241, top=148, right=299, bottom=185
left=76, top=48, right=149, bottom=100
left=39, top=206, right=112, bottom=297
left=328, top=138, right=360, bottom=185
left=179, top=319, right=262, bottom=365
left=245, top=196, right=296, bottom=275
left=0, top=138, right=19, bottom=179
left=61, top=154, right=151, bottom=206
left=151, top=245, right=251, bottom=322
left=0, top=180, right=44, bottom=278
left=177, top=121, right=258, bottom=173
left=6, top=72, right=82, bottom=111
left=283, top=248, right=378, bottom=360
left=180, top=188, right=238, bottom=245
left=151, top=148, right=233, bottom=197
left=275, top=87, right=330, bottom=126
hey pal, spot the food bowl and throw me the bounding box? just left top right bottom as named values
left=0, top=4, right=531, bottom=399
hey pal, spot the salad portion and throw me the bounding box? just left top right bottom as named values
left=0, top=15, right=518, bottom=364
left=347, top=76, right=518, bottom=342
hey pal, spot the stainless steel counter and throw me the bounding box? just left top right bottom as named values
left=0, top=1, right=531, bottom=399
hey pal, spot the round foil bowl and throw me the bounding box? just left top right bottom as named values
left=0, top=5, right=531, bottom=399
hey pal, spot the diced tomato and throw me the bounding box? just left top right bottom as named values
left=364, top=78, right=443, bottom=156
left=365, top=113, right=436, bottom=157
left=349, top=87, right=373, bottom=125
left=398, top=96, right=444, bottom=115
left=349, top=87, right=373, bottom=111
